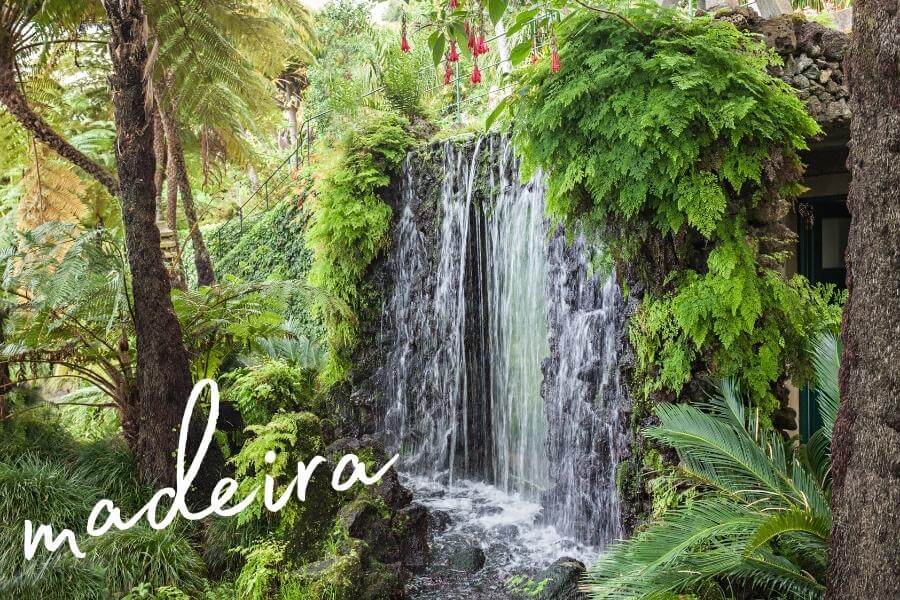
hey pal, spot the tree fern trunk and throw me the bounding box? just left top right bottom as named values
left=101, top=0, right=221, bottom=493
left=0, top=55, right=118, bottom=197
left=826, top=1, right=900, bottom=597
left=153, top=104, right=167, bottom=222
left=157, top=94, right=216, bottom=287
left=0, top=306, right=11, bottom=422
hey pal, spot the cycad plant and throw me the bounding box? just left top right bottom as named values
left=585, top=334, right=840, bottom=600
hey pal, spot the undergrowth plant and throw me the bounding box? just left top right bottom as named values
left=305, top=111, right=414, bottom=384
left=584, top=334, right=840, bottom=599
left=511, top=4, right=841, bottom=416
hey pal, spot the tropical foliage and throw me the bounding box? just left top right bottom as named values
left=0, top=1, right=859, bottom=598
left=585, top=334, right=841, bottom=599
left=305, top=111, right=414, bottom=383
left=510, top=4, right=842, bottom=415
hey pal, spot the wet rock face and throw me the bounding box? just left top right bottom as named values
left=713, top=8, right=852, bottom=130
left=541, top=230, right=631, bottom=545
left=396, top=503, right=432, bottom=573
left=324, top=436, right=431, bottom=593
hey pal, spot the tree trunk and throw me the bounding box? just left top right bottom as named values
left=152, top=104, right=167, bottom=222
left=157, top=94, right=216, bottom=287
left=101, top=0, right=221, bottom=492
left=0, top=306, right=12, bottom=422
left=286, top=106, right=299, bottom=147
left=0, top=54, right=118, bottom=196
left=165, top=136, right=178, bottom=231
left=826, top=1, right=900, bottom=598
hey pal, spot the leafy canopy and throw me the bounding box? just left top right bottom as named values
left=510, top=5, right=838, bottom=413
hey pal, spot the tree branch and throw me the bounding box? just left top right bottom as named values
left=572, top=1, right=649, bottom=39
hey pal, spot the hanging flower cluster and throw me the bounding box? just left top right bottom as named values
left=465, top=8, right=489, bottom=85
left=448, top=40, right=459, bottom=63
left=470, top=62, right=482, bottom=84
left=400, top=15, right=410, bottom=52
left=465, top=20, right=488, bottom=57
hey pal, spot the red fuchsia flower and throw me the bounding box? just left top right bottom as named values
left=551, top=48, right=561, bottom=73
left=470, top=63, right=482, bottom=84
left=444, top=62, right=453, bottom=85
left=530, top=51, right=539, bottom=65
left=401, top=16, right=410, bottom=52
left=447, top=40, right=459, bottom=62
left=476, top=36, right=488, bottom=56
left=467, top=32, right=477, bottom=52
left=449, top=0, right=459, bottom=9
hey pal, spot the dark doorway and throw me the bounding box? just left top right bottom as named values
left=797, top=195, right=849, bottom=439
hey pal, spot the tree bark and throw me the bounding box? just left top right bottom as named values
left=101, top=0, right=221, bottom=492
left=0, top=54, right=118, bottom=196
left=0, top=306, right=12, bottom=422
left=286, top=106, right=299, bottom=147
left=152, top=104, right=167, bottom=222
left=826, top=1, right=900, bottom=598
left=157, top=94, right=216, bottom=286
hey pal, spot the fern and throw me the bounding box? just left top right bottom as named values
left=305, top=111, right=413, bottom=383
left=510, top=4, right=838, bottom=415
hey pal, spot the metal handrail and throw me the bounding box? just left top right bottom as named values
left=205, top=15, right=548, bottom=251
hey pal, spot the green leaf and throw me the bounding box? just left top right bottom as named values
left=488, top=0, right=508, bottom=25
left=485, top=94, right=512, bottom=131
left=450, top=21, right=471, bottom=58
left=745, top=508, right=830, bottom=556
left=429, top=31, right=446, bottom=67
left=506, top=8, right=540, bottom=36
left=509, top=40, right=533, bottom=66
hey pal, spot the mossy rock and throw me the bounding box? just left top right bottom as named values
left=283, top=543, right=365, bottom=600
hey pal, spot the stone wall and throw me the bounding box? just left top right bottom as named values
left=715, top=8, right=852, bottom=132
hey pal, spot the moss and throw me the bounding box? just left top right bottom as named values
left=281, top=543, right=365, bottom=600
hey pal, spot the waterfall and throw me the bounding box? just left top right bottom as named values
left=543, top=234, right=626, bottom=545
left=484, top=137, right=550, bottom=498
left=382, top=134, right=627, bottom=548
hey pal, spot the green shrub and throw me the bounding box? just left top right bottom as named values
left=231, top=411, right=328, bottom=526
left=305, top=111, right=413, bottom=384
left=202, top=201, right=321, bottom=340
left=585, top=336, right=838, bottom=600
left=88, top=526, right=206, bottom=598
left=380, top=44, right=429, bottom=120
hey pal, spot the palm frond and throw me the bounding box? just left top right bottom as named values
left=809, top=331, right=840, bottom=439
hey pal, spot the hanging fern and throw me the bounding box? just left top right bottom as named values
left=511, top=4, right=841, bottom=414
left=305, top=111, right=414, bottom=384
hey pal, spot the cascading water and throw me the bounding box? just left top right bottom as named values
left=543, top=233, right=627, bottom=546
left=381, top=135, right=628, bottom=594
left=484, top=137, right=550, bottom=498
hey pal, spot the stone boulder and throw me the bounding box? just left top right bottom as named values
left=510, top=557, right=588, bottom=600
left=448, top=544, right=486, bottom=573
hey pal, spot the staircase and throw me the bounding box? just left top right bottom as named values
left=158, top=223, right=179, bottom=266
left=157, top=222, right=188, bottom=290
